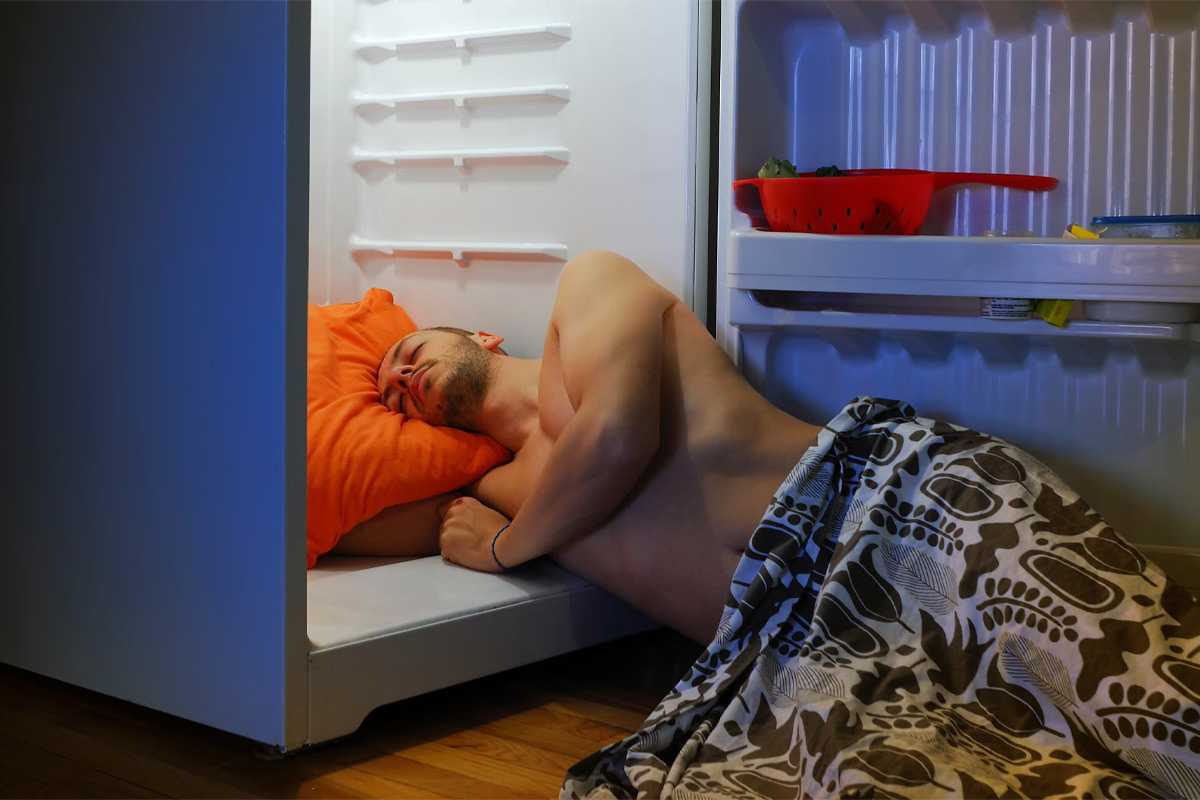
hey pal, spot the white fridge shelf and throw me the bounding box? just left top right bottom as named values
left=352, top=147, right=569, bottom=173
left=354, top=23, right=571, bottom=57
left=354, top=85, right=570, bottom=113
left=726, top=229, right=1200, bottom=303
left=350, top=236, right=568, bottom=267
left=730, top=291, right=1200, bottom=343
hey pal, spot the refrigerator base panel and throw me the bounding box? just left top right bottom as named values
left=305, top=556, right=657, bottom=748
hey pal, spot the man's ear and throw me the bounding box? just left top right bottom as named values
left=472, top=331, right=505, bottom=352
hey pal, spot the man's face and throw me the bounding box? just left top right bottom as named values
left=377, top=330, right=492, bottom=429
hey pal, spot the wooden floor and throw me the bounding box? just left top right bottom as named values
left=0, top=629, right=701, bottom=799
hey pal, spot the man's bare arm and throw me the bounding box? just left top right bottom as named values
left=440, top=250, right=673, bottom=570
left=330, top=492, right=459, bottom=558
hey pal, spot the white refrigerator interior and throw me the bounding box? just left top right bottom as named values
left=309, top=0, right=712, bottom=333
left=717, top=0, right=1200, bottom=587
left=304, top=0, right=711, bottom=749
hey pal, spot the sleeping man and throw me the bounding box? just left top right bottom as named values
left=375, top=251, right=1200, bottom=799
left=377, top=249, right=822, bottom=643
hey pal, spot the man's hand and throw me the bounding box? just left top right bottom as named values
left=437, top=496, right=512, bottom=573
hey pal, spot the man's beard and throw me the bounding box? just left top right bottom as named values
left=438, top=337, right=492, bottom=430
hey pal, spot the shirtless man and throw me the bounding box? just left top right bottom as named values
left=375, top=250, right=822, bottom=643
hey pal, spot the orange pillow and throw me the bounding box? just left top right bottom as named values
left=307, top=288, right=510, bottom=567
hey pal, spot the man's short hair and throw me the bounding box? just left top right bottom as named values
left=426, top=326, right=507, bottom=356
left=427, top=325, right=475, bottom=338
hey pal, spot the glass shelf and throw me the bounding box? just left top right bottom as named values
left=727, top=228, right=1200, bottom=304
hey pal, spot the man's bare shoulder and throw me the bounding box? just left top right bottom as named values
left=558, top=249, right=645, bottom=280
left=553, top=251, right=677, bottom=316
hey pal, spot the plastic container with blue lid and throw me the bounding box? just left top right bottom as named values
left=1090, top=214, right=1200, bottom=238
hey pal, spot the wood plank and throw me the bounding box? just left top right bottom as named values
left=0, top=628, right=697, bottom=799
left=399, top=740, right=568, bottom=798
left=0, top=664, right=255, bottom=772
left=316, top=678, right=543, bottom=764
left=49, top=769, right=166, bottom=800
left=0, top=766, right=54, bottom=799
left=437, top=729, right=581, bottom=777
left=478, top=706, right=633, bottom=760
left=511, top=704, right=637, bottom=741
left=320, top=752, right=517, bottom=800
left=539, top=697, right=654, bottom=733
left=0, top=732, right=166, bottom=799
left=0, top=671, right=257, bottom=799
left=0, top=717, right=251, bottom=799
left=209, top=753, right=453, bottom=800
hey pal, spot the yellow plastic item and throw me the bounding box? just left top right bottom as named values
left=1035, top=224, right=1094, bottom=325
left=1035, top=298, right=1074, bottom=327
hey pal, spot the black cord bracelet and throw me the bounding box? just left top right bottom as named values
left=491, top=523, right=510, bottom=572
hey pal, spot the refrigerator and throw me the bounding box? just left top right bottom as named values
left=1, top=0, right=1197, bottom=756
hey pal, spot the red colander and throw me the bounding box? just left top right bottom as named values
left=733, top=169, right=1058, bottom=235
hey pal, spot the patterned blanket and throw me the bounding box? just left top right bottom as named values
left=563, top=397, right=1200, bottom=799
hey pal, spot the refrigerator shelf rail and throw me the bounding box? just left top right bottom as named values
left=354, top=23, right=571, bottom=58
left=354, top=85, right=570, bottom=114
left=349, top=236, right=568, bottom=267
left=352, top=147, right=569, bottom=173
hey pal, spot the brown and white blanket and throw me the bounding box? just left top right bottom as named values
left=564, top=397, right=1200, bottom=799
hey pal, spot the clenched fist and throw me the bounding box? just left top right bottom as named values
left=437, top=496, right=513, bottom=573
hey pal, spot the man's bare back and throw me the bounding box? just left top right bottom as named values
left=378, top=252, right=820, bottom=643
left=482, top=299, right=819, bottom=641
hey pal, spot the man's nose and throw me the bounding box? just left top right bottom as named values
left=389, top=363, right=416, bottom=391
